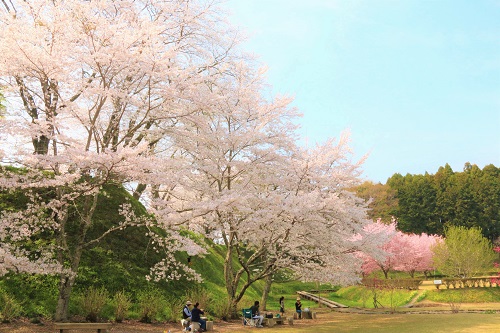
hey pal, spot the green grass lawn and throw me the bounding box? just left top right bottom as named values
left=246, top=283, right=500, bottom=333
left=327, top=284, right=500, bottom=309
left=425, top=288, right=500, bottom=303
left=244, top=312, right=500, bottom=333
left=328, top=285, right=418, bottom=308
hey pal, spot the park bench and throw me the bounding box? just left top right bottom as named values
left=182, top=319, right=214, bottom=332
left=264, top=315, right=293, bottom=326
left=274, top=316, right=292, bottom=325
left=54, top=322, right=112, bottom=333
left=294, top=311, right=316, bottom=319
left=263, top=318, right=276, bottom=327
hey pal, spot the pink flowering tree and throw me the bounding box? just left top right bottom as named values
left=359, top=220, right=398, bottom=278
left=0, top=0, right=238, bottom=321
left=394, top=233, right=442, bottom=278
left=359, top=219, right=441, bottom=279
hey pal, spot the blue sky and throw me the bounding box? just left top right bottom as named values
left=223, top=0, right=500, bottom=183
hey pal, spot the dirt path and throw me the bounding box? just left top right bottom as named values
left=0, top=314, right=329, bottom=333
left=401, top=289, right=425, bottom=308
left=3, top=305, right=500, bottom=333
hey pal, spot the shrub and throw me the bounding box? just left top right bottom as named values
left=208, top=297, right=232, bottom=320
left=443, top=277, right=498, bottom=289
left=112, top=290, right=131, bottom=322
left=171, top=287, right=214, bottom=321
left=29, top=305, right=53, bottom=323
left=137, top=288, right=164, bottom=323
left=80, top=287, right=109, bottom=322
left=0, top=273, right=58, bottom=319
left=0, top=293, right=23, bottom=323
left=184, top=287, right=211, bottom=312
left=163, top=297, right=183, bottom=322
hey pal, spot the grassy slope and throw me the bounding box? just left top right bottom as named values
left=0, top=183, right=318, bottom=319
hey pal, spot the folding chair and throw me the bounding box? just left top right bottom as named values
left=242, top=308, right=256, bottom=326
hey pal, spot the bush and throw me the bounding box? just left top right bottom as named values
left=161, top=297, right=182, bottom=322
left=0, top=273, right=58, bottom=319
left=442, top=277, right=498, bottom=289
left=29, top=305, right=53, bottom=323
left=137, top=288, right=164, bottom=323
left=112, top=290, right=131, bottom=322
left=0, top=293, right=23, bottom=323
left=184, top=287, right=211, bottom=312
left=208, top=297, right=232, bottom=320
left=80, top=287, right=109, bottom=322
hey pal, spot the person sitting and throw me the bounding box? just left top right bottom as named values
left=182, top=301, right=192, bottom=331
left=250, top=300, right=264, bottom=328
left=295, top=297, right=302, bottom=319
left=191, top=302, right=207, bottom=332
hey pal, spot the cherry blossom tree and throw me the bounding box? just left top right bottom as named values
left=142, top=54, right=374, bottom=315
left=0, top=0, right=237, bottom=321
left=257, top=135, right=373, bottom=309
left=143, top=60, right=299, bottom=315
left=360, top=218, right=443, bottom=278
left=359, top=220, right=398, bottom=278
left=393, top=233, right=441, bottom=278
left=1, top=0, right=377, bottom=321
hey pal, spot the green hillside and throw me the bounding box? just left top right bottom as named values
left=0, top=183, right=318, bottom=322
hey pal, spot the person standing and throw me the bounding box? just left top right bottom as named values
left=191, top=302, right=207, bottom=332
left=295, top=297, right=302, bottom=319
left=250, top=300, right=264, bottom=327
left=279, top=296, right=285, bottom=315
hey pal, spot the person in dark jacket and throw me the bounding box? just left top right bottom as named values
left=250, top=300, right=264, bottom=327
left=191, top=302, right=206, bottom=332
left=279, top=296, right=285, bottom=315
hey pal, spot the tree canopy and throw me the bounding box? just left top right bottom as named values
left=0, top=0, right=372, bottom=320
left=381, top=163, right=499, bottom=240
left=432, top=226, right=496, bottom=278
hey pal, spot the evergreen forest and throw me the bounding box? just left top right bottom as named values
left=354, top=163, right=500, bottom=241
